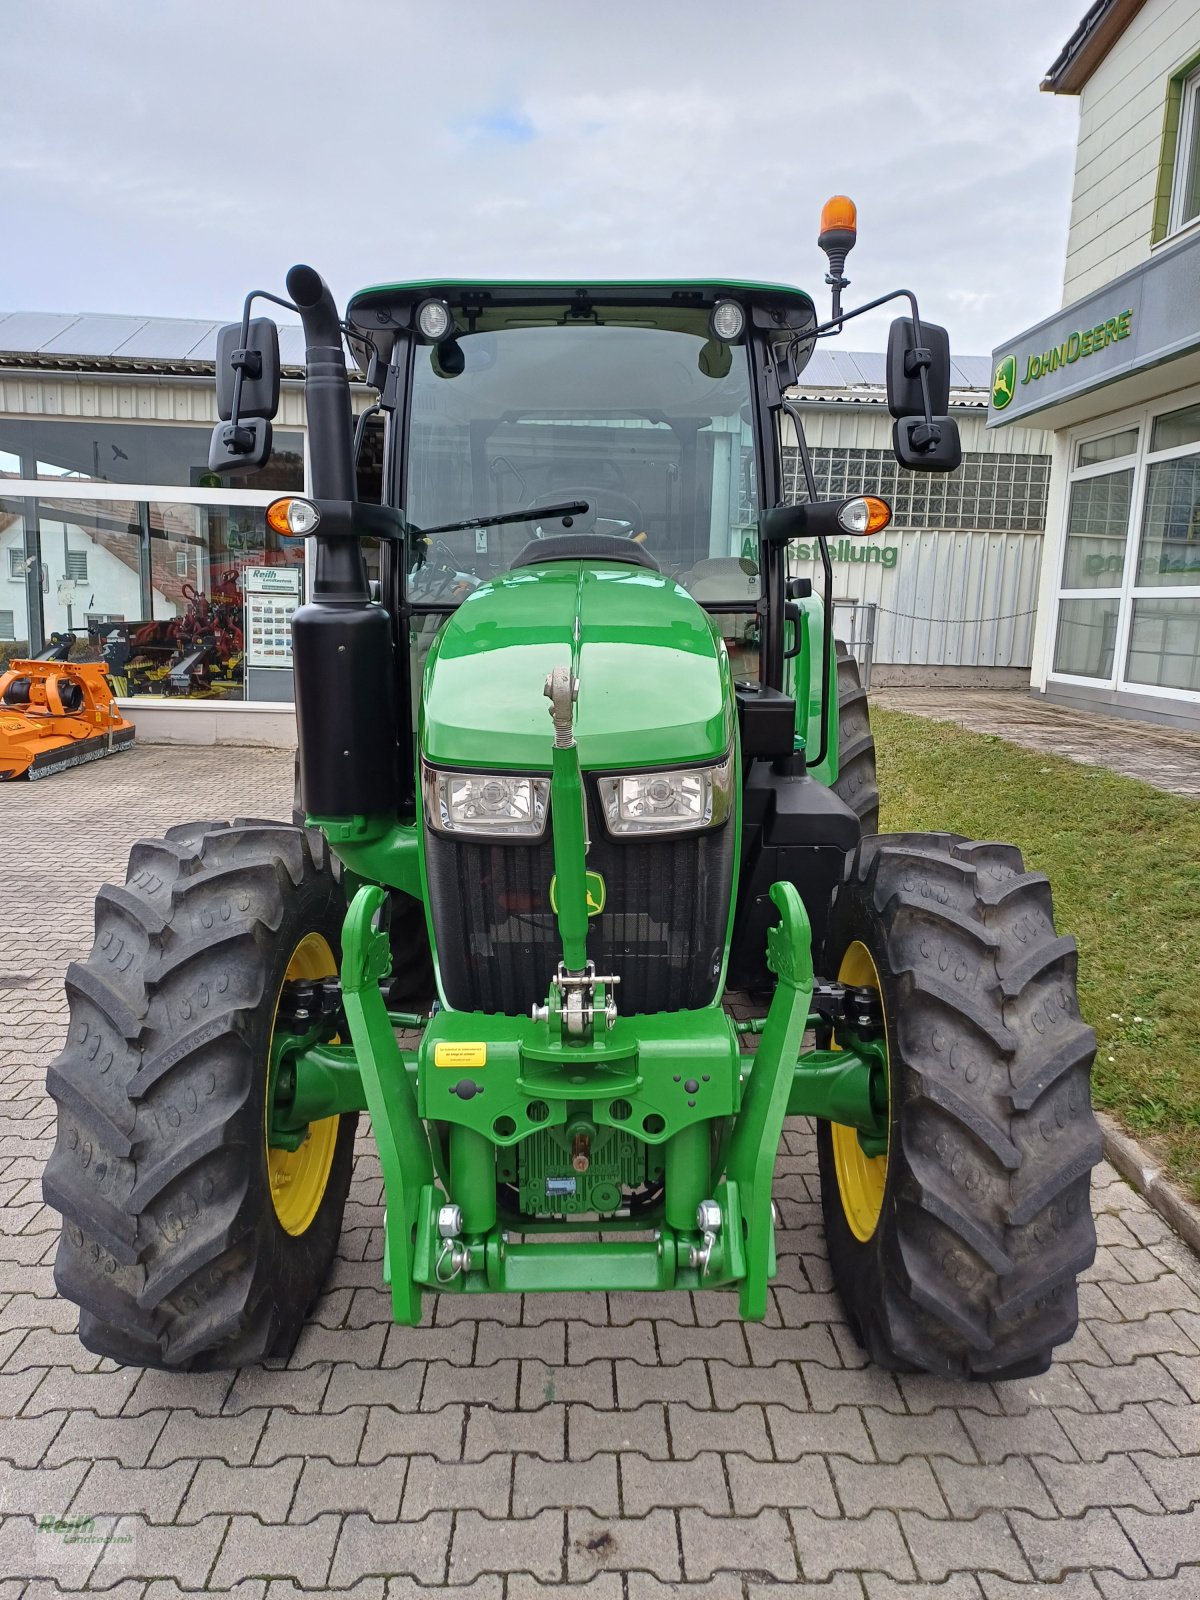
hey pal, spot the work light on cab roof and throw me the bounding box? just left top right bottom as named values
left=43, top=195, right=1100, bottom=1399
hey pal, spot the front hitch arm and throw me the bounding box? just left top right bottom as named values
left=723, top=881, right=814, bottom=1319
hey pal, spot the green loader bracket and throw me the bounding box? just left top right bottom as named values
left=723, top=881, right=814, bottom=1317
left=340, top=883, right=435, bottom=1325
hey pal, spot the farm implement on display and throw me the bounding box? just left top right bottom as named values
left=96, top=569, right=246, bottom=698
left=44, top=200, right=1101, bottom=1377
left=0, top=657, right=133, bottom=780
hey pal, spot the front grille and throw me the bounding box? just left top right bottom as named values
left=425, top=783, right=735, bottom=1015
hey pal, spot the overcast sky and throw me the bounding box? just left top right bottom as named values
left=3, top=0, right=1085, bottom=356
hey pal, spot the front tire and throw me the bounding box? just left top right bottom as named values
left=816, top=832, right=1100, bottom=1379
left=43, top=820, right=356, bottom=1370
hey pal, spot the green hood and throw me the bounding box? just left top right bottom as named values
left=421, top=560, right=734, bottom=771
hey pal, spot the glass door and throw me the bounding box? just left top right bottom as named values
left=1051, top=428, right=1139, bottom=686
left=1125, top=403, right=1200, bottom=697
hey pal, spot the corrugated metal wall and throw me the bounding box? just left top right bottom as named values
left=784, top=407, right=1053, bottom=668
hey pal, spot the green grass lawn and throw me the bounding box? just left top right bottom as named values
left=873, top=707, right=1200, bottom=1203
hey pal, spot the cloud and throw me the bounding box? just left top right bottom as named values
left=0, top=0, right=1086, bottom=356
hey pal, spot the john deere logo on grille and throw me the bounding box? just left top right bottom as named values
left=549, top=872, right=606, bottom=917
left=992, top=355, right=1016, bottom=411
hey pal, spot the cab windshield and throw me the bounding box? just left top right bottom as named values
left=403, top=312, right=761, bottom=611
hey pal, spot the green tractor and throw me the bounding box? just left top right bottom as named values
left=44, top=202, right=1101, bottom=1377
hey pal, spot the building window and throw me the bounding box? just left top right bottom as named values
left=1169, top=68, right=1200, bottom=235
left=1051, top=402, right=1200, bottom=701
left=1061, top=466, right=1134, bottom=588
left=782, top=445, right=1050, bottom=533
left=1054, top=597, right=1120, bottom=679
left=0, top=417, right=304, bottom=493
left=0, top=610, right=14, bottom=640
left=0, top=492, right=304, bottom=703
left=7, top=547, right=23, bottom=581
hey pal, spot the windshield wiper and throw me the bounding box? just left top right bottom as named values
left=416, top=500, right=589, bottom=537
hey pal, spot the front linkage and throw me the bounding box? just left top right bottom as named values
left=269, top=669, right=889, bottom=1327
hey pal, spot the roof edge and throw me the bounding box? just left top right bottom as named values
left=1041, top=0, right=1149, bottom=94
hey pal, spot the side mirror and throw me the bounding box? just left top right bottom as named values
left=216, top=318, right=281, bottom=421
left=208, top=416, right=273, bottom=474
left=210, top=316, right=281, bottom=474
left=893, top=414, right=962, bottom=473
left=886, top=317, right=950, bottom=417
left=886, top=316, right=960, bottom=474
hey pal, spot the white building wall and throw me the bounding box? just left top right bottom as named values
left=0, top=372, right=310, bottom=428
left=1063, top=0, right=1200, bottom=303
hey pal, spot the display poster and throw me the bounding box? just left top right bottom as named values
left=244, top=565, right=302, bottom=669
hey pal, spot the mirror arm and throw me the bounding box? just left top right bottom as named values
left=781, top=400, right=820, bottom=501
left=810, top=287, right=938, bottom=433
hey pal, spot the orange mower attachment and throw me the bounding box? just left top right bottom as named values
left=0, top=659, right=134, bottom=781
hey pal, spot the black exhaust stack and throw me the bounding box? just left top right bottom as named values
left=287, top=264, right=401, bottom=820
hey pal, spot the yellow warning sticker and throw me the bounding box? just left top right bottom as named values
left=434, top=1042, right=487, bottom=1069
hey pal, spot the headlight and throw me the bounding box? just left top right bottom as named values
left=416, top=298, right=455, bottom=342
left=709, top=299, right=746, bottom=343
left=423, top=764, right=549, bottom=838
left=598, top=755, right=733, bottom=836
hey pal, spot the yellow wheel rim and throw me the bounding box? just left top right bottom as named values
left=267, top=932, right=340, bottom=1237
left=831, top=939, right=890, bottom=1242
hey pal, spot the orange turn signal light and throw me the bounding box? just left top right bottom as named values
left=861, top=495, right=891, bottom=534
left=819, top=194, right=857, bottom=239
left=267, top=497, right=321, bottom=537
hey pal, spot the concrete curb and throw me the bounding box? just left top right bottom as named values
left=1099, top=1111, right=1200, bottom=1258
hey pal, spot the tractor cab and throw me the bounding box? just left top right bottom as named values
left=365, top=280, right=809, bottom=695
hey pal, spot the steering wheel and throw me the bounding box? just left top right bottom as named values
left=532, top=486, right=647, bottom=538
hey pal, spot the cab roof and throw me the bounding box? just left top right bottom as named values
left=348, top=278, right=816, bottom=315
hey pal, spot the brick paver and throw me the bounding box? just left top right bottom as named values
left=1, top=742, right=1199, bottom=1594
left=872, top=685, right=1200, bottom=797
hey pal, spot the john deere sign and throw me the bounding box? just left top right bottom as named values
left=993, top=311, right=1133, bottom=412
left=989, top=225, right=1200, bottom=426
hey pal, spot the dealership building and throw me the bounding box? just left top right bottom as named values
left=991, top=0, right=1200, bottom=730
left=0, top=313, right=1052, bottom=744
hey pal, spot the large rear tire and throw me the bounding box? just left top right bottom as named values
left=832, top=641, right=878, bottom=834
left=816, top=832, right=1100, bottom=1379
left=43, top=820, right=356, bottom=1370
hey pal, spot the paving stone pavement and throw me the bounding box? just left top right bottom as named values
left=870, top=687, right=1200, bottom=799
left=1, top=742, right=1199, bottom=1596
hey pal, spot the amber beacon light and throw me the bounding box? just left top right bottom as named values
left=818, top=195, right=858, bottom=322
left=819, top=194, right=858, bottom=244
